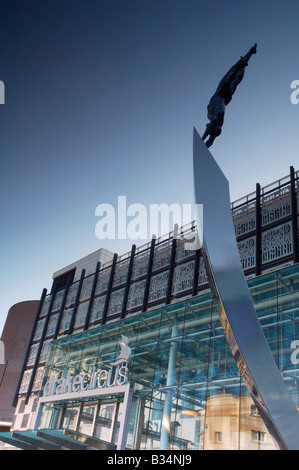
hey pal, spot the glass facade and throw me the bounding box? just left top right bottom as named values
left=38, top=264, right=299, bottom=450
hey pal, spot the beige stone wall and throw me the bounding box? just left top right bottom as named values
left=202, top=394, right=277, bottom=450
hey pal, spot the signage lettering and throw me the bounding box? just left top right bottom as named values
left=291, top=80, right=299, bottom=105
left=43, top=335, right=131, bottom=397
left=43, top=364, right=129, bottom=397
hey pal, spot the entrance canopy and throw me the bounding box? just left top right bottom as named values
left=0, top=428, right=116, bottom=450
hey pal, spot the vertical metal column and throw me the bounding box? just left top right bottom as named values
left=121, top=245, right=136, bottom=319
left=160, top=323, right=178, bottom=450
left=290, top=166, right=298, bottom=264
left=116, top=384, right=134, bottom=450
left=12, top=288, right=47, bottom=407
left=84, top=261, right=101, bottom=330
left=53, top=276, right=71, bottom=339
left=132, top=395, right=146, bottom=450
left=101, top=253, right=118, bottom=325
left=142, top=238, right=156, bottom=312
left=255, top=182, right=261, bottom=276
left=25, top=287, right=57, bottom=404
left=33, top=400, right=44, bottom=431
left=68, top=269, right=85, bottom=335
left=165, top=238, right=177, bottom=305
left=192, top=249, right=200, bottom=297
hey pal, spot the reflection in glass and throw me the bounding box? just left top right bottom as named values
left=77, top=405, right=96, bottom=436
left=61, top=406, right=78, bottom=431
left=94, top=403, right=115, bottom=443
left=39, top=265, right=299, bottom=450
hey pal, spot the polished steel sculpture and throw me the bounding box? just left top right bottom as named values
left=202, top=43, right=257, bottom=147
left=193, top=127, right=299, bottom=449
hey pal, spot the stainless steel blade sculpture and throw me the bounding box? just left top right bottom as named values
left=193, top=127, right=299, bottom=450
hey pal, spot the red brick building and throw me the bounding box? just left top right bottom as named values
left=0, top=301, right=39, bottom=432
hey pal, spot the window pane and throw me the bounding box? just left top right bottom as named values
left=61, top=406, right=78, bottom=430
left=78, top=405, right=96, bottom=436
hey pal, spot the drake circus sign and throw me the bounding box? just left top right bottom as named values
left=43, top=335, right=131, bottom=398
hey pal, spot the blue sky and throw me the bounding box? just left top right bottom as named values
left=1, top=0, right=299, bottom=333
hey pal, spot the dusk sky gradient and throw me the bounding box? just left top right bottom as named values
left=1, top=0, right=299, bottom=333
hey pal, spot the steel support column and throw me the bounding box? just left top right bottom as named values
left=101, top=253, right=118, bottom=325
left=290, top=166, right=298, bottom=264
left=165, top=238, right=176, bottom=305
left=25, top=287, right=57, bottom=404
left=142, top=238, right=156, bottom=312
left=192, top=249, right=200, bottom=297
left=160, top=323, right=178, bottom=450
left=121, top=244, right=136, bottom=319
left=68, top=269, right=85, bottom=335
left=84, top=261, right=101, bottom=330
left=53, top=276, right=71, bottom=339
left=255, top=183, right=261, bottom=276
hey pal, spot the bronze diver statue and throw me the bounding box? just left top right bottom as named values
left=202, top=43, right=257, bottom=147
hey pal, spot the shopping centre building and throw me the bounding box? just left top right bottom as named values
left=0, top=166, right=298, bottom=450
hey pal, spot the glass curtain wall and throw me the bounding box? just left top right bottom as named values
left=39, top=264, right=299, bottom=450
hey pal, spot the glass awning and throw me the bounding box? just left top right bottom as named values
left=0, top=428, right=117, bottom=450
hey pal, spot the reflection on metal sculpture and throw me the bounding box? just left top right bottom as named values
left=202, top=44, right=257, bottom=147
left=193, top=128, right=299, bottom=450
